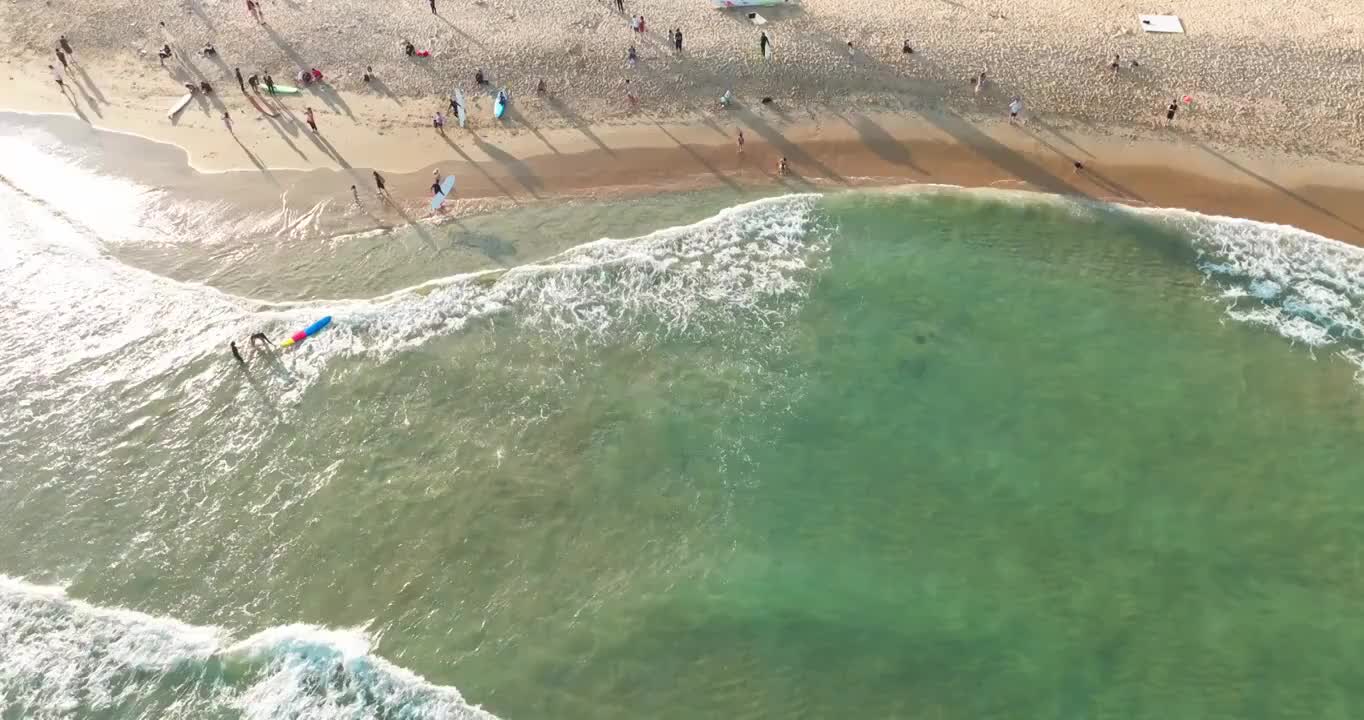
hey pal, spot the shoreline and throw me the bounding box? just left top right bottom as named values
left=6, top=105, right=1364, bottom=248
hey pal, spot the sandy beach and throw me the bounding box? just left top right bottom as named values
left=2, top=0, right=1363, bottom=242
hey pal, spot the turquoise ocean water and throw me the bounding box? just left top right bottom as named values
left=3, top=120, right=1364, bottom=720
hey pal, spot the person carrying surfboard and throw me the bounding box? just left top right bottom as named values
left=759, top=31, right=769, bottom=58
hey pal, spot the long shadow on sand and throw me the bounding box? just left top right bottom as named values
left=832, top=112, right=926, bottom=175
left=918, top=110, right=1076, bottom=195
left=653, top=122, right=743, bottom=192
left=545, top=94, right=615, bottom=157
left=733, top=103, right=846, bottom=184
left=1193, top=141, right=1364, bottom=236
left=470, top=133, right=544, bottom=198
left=1020, top=126, right=1144, bottom=202
left=439, top=132, right=523, bottom=204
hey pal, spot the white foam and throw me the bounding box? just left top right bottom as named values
left=0, top=576, right=497, bottom=720
left=1147, top=207, right=1364, bottom=368
left=869, top=184, right=1364, bottom=376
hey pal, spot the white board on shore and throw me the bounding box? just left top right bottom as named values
left=710, top=0, right=790, bottom=8
left=1139, top=14, right=1184, bottom=33
left=749, top=12, right=767, bottom=25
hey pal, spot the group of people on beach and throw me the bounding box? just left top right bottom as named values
left=46, top=0, right=1201, bottom=239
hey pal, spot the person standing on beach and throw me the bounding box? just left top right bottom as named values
left=736, top=129, right=744, bottom=154
left=627, top=45, right=638, bottom=68
left=434, top=111, right=446, bottom=133
left=1008, top=97, right=1024, bottom=124
left=759, top=31, right=770, bottom=58
left=222, top=111, right=233, bottom=131
left=305, top=107, right=318, bottom=133
left=429, top=0, right=437, bottom=14
left=974, top=71, right=986, bottom=94
left=55, top=48, right=69, bottom=71
left=624, top=79, right=637, bottom=108
left=615, top=0, right=624, bottom=12
left=49, top=64, right=66, bottom=92
left=234, top=67, right=245, bottom=92
left=264, top=73, right=276, bottom=94
left=58, top=35, right=76, bottom=62
left=373, top=170, right=388, bottom=196
left=1165, top=98, right=1179, bottom=126
left=1110, top=54, right=1121, bottom=75
left=675, top=28, right=683, bottom=51
left=351, top=185, right=361, bottom=205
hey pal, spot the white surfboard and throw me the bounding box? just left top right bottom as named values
left=454, top=88, right=467, bottom=128
left=167, top=92, right=194, bottom=119
left=430, top=175, right=456, bottom=211
left=764, top=42, right=774, bottom=60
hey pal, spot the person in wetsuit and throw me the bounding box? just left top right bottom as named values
left=250, top=332, right=274, bottom=347
left=230, top=341, right=245, bottom=364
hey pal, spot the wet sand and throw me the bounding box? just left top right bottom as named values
left=9, top=109, right=1363, bottom=249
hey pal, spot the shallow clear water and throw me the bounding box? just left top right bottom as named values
left=3, top=122, right=1364, bottom=720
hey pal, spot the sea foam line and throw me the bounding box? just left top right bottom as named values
left=0, top=576, right=497, bottom=720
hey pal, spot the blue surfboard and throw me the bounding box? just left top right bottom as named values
left=494, top=90, right=508, bottom=119
left=430, top=176, right=456, bottom=211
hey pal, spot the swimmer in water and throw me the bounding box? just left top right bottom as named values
left=250, top=332, right=274, bottom=347
left=230, top=341, right=245, bottom=365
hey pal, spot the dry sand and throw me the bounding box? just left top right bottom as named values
left=2, top=0, right=1363, bottom=240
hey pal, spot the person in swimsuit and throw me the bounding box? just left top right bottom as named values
left=1008, top=97, right=1023, bottom=123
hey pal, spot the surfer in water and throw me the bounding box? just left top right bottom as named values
left=230, top=341, right=245, bottom=365
left=250, top=332, right=274, bottom=348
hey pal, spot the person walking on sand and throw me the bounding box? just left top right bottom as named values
left=675, top=28, right=683, bottom=51
left=777, top=157, right=789, bottom=176
left=434, top=111, right=446, bottom=133
left=1164, top=98, right=1179, bottom=126
left=627, top=45, right=638, bottom=67
left=373, top=170, right=388, bottom=196
left=616, top=0, right=624, bottom=12
left=759, top=31, right=770, bottom=58
left=624, top=79, right=637, bottom=108
left=58, top=34, right=76, bottom=62
left=1109, top=54, right=1121, bottom=75
left=49, top=64, right=65, bottom=92
left=736, top=129, right=745, bottom=154
left=55, top=47, right=69, bottom=71
left=222, top=110, right=233, bottom=131
left=351, top=184, right=361, bottom=205
left=234, top=67, right=245, bottom=92
left=1008, top=97, right=1023, bottom=124
left=305, top=107, right=318, bottom=133
left=429, top=0, right=437, bottom=14
left=264, top=73, right=276, bottom=94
